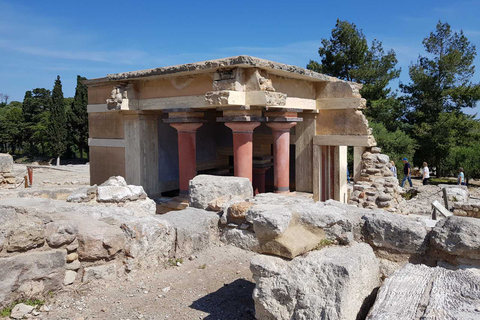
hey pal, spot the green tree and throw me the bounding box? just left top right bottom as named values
left=69, top=75, right=89, bottom=158
left=48, top=76, right=67, bottom=165
left=401, top=21, right=480, bottom=174
left=22, top=88, right=51, bottom=154
left=307, top=19, right=400, bottom=103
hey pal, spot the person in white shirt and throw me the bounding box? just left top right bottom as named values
left=422, top=162, right=430, bottom=185
left=390, top=161, right=398, bottom=178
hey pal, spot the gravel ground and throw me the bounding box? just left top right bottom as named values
left=33, top=246, right=257, bottom=320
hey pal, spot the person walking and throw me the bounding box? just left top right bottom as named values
left=401, top=158, right=412, bottom=188
left=390, top=161, right=397, bottom=178
left=458, top=167, right=466, bottom=186
left=422, top=162, right=430, bottom=185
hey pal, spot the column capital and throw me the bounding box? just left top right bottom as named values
left=225, top=121, right=260, bottom=133
left=170, top=122, right=203, bottom=133
left=266, top=122, right=297, bottom=132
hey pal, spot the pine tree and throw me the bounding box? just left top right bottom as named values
left=69, top=75, right=89, bottom=158
left=401, top=21, right=480, bottom=174
left=48, top=76, right=67, bottom=165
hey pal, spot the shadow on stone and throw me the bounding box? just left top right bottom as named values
left=356, top=286, right=379, bottom=320
left=189, top=278, right=256, bottom=320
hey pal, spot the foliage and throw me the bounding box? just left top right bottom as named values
left=48, top=76, right=68, bottom=158
left=69, top=76, right=89, bottom=158
left=370, top=121, right=417, bottom=182
left=401, top=21, right=480, bottom=174
left=307, top=19, right=400, bottom=103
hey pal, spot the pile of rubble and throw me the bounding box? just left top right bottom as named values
left=0, top=154, right=18, bottom=188
left=349, top=147, right=405, bottom=212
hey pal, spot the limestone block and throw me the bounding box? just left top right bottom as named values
left=160, top=208, right=219, bottom=258
left=120, top=216, right=176, bottom=271
left=247, top=204, right=292, bottom=241
left=253, top=192, right=313, bottom=206
left=227, top=201, right=253, bottom=224
left=0, top=250, right=66, bottom=308
left=221, top=228, right=260, bottom=252
left=1, top=214, right=45, bottom=252
left=430, top=216, right=480, bottom=261
left=362, top=211, right=428, bottom=254
left=66, top=185, right=97, bottom=203
left=65, top=259, right=81, bottom=271
left=0, top=153, right=13, bottom=173
left=189, top=175, right=253, bottom=210
left=367, top=263, right=480, bottom=320
left=45, top=220, right=78, bottom=248
left=76, top=219, right=125, bottom=261
left=251, top=243, right=380, bottom=320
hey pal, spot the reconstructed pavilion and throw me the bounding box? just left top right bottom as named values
left=85, top=56, right=376, bottom=202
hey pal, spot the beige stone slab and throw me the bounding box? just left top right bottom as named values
left=316, top=98, right=366, bottom=110
left=313, top=135, right=376, bottom=147
left=87, top=104, right=109, bottom=113
left=285, top=97, right=316, bottom=110
left=88, top=138, right=125, bottom=148
left=246, top=91, right=286, bottom=106
left=140, top=95, right=207, bottom=110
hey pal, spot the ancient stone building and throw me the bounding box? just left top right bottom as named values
left=85, top=56, right=375, bottom=202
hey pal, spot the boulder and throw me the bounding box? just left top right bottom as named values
left=96, top=176, right=147, bottom=203
left=251, top=243, right=380, bottom=320
left=120, top=217, right=176, bottom=271
left=63, top=270, right=77, bottom=285
left=0, top=154, right=13, bottom=173
left=1, top=214, right=45, bottom=252
left=247, top=205, right=292, bottom=241
left=74, top=217, right=126, bottom=261
left=45, top=220, right=78, bottom=247
left=221, top=228, right=260, bottom=252
left=367, top=263, right=480, bottom=320
left=227, top=201, right=253, bottom=224
left=362, top=211, right=428, bottom=254
left=253, top=192, right=313, bottom=206
left=430, top=216, right=480, bottom=261
left=0, top=250, right=66, bottom=308
left=160, top=208, right=219, bottom=258
left=66, top=185, right=97, bottom=203
left=189, top=175, right=253, bottom=209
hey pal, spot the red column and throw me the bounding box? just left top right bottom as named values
left=267, top=122, right=297, bottom=193
left=225, top=122, right=260, bottom=182
left=253, top=166, right=270, bottom=195
left=170, top=123, right=203, bottom=195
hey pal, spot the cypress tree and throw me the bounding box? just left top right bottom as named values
left=70, top=75, right=89, bottom=158
left=48, top=75, right=67, bottom=165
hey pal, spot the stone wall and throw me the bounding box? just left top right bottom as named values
left=349, top=147, right=404, bottom=212
left=453, top=201, right=480, bottom=218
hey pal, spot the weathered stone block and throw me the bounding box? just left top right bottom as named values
left=189, top=175, right=253, bottom=210
left=160, top=208, right=219, bottom=258
left=251, top=243, right=380, bottom=320
left=0, top=154, right=13, bottom=173
left=362, top=211, right=428, bottom=254
left=0, top=250, right=66, bottom=308
left=76, top=218, right=125, bottom=261
left=45, top=220, right=78, bottom=248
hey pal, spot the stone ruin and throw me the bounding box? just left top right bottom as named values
left=0, top=154, right=18, bottom=187
left=1, top=174, right=480, bottom=319
left=349, top=147, right=405, bottom=212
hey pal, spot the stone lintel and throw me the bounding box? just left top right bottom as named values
left=205, top=90, right=246, bottom=107
left=216, top=116, right=265, bottom=122
left=266, top=117, right=303, bottom=122
left=88, top=138, right=125, bottom=148
left=316, top=98, right=367, bottom=110
left=246, top=91, right=287, bottom=106
left=164, top=118, right=208, bottom=124
left=313, top=135, right=376, bottom=147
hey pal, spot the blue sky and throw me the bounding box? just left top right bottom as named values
left=1, top=0, right=479, bottom=115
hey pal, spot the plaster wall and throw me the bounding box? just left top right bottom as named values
left=136, top=74, right=214, bottom=99
left=316, top=109, right=370, bottom=136
left=89, top=112, right=124, bottom=139
left=90, top=146, right=125, bottom=185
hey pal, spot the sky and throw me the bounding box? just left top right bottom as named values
left=1, top=0, right=479, bottom=115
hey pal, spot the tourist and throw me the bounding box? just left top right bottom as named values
left=421, top=162, right=430, bottom=185
left=458, top=167, right=466, bottom=186
left=401, top=158, right=412, bottom=188
left=390, top=161, right=397, bottom=178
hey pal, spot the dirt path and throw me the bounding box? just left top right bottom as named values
left=41, top=246, right=257, bottom=320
